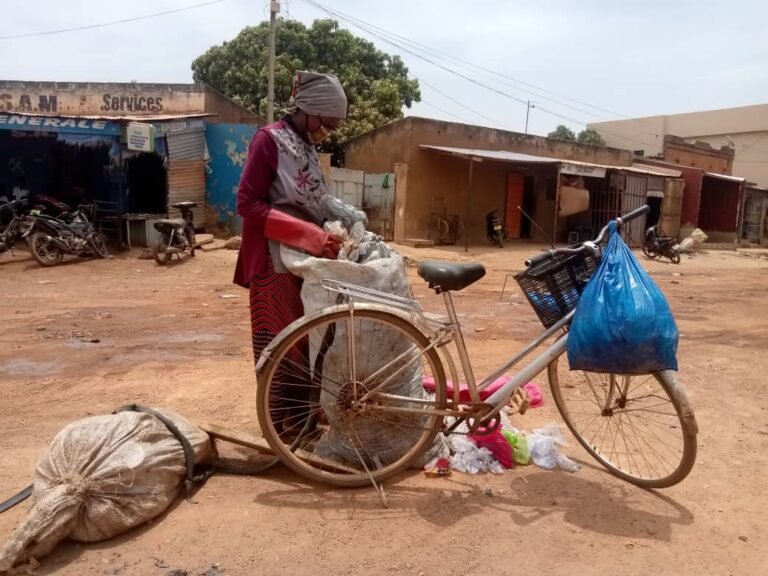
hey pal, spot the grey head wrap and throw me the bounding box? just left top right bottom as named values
left=287, top=70, right=348, bottom=119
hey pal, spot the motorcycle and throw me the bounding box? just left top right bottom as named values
left=0, top=200, right=33, bottom=257
left=643, top=225, right=681, bottom=264
left=152, top=201, right=198, bottom=265
left=486, top=209, right=505, bottom=248
left=24, top=203, right=109, bottom=267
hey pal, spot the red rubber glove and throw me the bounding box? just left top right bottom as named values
left=264, top=209, right=341, bottom=259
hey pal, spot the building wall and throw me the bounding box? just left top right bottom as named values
left=0, top=81, right=263, bottom=125
left=0, top=81, right=206, bottom=116
left=345, top=117, right=631, bottom=243
left=664, top=137, right=733, bottom=174
left=203, top=87, right=263, bottom=124
left=204, top=123, right=258, bottom=232
left=679, top=132, right=768, bottom=185
left=590, top=104, right=768, bottom=186
left=698, top=177, right=743, bottom=242
left=588, top=115, right=667, bottom=157
left=640, top=159, right=704, bottom=233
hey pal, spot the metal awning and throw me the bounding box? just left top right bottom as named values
left=704, top=171, right=745, bottom=183
left=630, top=163, right=683, bottom=178
left=420, top=145, right=560, bottom=165
left=420, top=145, right=682, bottom=178
left=0, top=110, right=212, bottom=137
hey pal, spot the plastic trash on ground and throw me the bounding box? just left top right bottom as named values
left=424, top=456, right=452, bottom=477
left=525, top=423, right=580, bottom=473
left=447, top=424, right=505, bottom=475
left=522, top=382, right=543, bottom=408
left=677, top=228, right=708, bottom=253
left=502, top=429, right=531, bottom=466
left=469, top=427, right=514, bottom=469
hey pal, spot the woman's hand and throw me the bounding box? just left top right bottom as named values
left=322, top=234, right=342, bottom=259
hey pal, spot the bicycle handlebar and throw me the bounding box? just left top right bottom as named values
left=524, top=204, right=650, bottom=267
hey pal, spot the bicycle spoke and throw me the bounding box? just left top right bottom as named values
left=616, top=410, right=642, bottom=477
left=553, top=356, right=693, bottom=486
left=625, top=412, right=671, bottom=477
left=620, top=412, right=684, bottom=457
left=581, top=372, right=608, bottom=410
left=259, top=310, right=444, bottom=487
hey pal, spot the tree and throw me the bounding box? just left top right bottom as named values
left=192, top=19, right=420, bottom=164
left=577, top=128, right=607, bottom=147
left=547, top=125, right=576, bottom=141
left=546, top=125, right=607, bottom=147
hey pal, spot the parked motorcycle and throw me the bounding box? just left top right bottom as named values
left=152, top=201, right=198, bottom=265
left=0, top=200, right=33, bottom=257
left=485, top=209, right=505, bottom=248
left=643, top=225, right=681, bottom=264
left=24, top=204, right=108, bottom=267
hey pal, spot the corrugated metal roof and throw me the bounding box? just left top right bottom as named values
left=2, top=111, right=212, bottom=122
left=630, top=163, right=683, bottom=177
left=420, top=145, right=559, bottom=164
left=704, top=171, right=745, bottom=183
left=420, top=145, right=683, bottom=177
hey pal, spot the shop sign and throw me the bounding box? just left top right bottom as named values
left=561, top=163, right=606, bottom=178
left=154, top=119, right=206, bottom=136
left=126, top=122, right=155, bottom=152
left=0, top=113, right=121, bottom=135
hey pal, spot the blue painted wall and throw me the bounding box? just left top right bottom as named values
left=205, top=123, right=258, bottom=232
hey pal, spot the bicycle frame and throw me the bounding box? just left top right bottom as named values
left=321, top=279, right=573, bottom=424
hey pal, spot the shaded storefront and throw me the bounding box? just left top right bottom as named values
left=0, top=112, right=209, bottom=246
left=417, top=146, right=683, bottom=248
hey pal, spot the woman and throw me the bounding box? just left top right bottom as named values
left=234, top=70, right=347, bottom=431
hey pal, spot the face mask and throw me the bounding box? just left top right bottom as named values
left=307, top=124, right=331, bottom=144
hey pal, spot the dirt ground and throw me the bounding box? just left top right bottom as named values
left=1, top=241, right=767, bottom=576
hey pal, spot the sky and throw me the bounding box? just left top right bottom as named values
left=1, top=0, right=766, bottom=142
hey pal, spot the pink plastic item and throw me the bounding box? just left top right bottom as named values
left=422, top=375, right=511, bottom=402
left=469, top=428, right=514, bottom=469
left=522, top=382, right=544, bottom=408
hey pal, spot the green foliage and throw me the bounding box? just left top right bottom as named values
left=547, top=125, right=577, bottom=141
left=577, top=128, right=607, bottom=147
left=546, top=125, right=607, bottom=147
left=192, top=19, right=420, bottom=164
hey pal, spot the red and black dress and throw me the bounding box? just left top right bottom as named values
left=233, top=118, right=328, bottom=421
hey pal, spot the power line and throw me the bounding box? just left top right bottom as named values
left=738, top=132, right=768, bottom=155
left=299, top=0, right=632, bottom=122
left=0, top=0, right=227, bottom=40
left=418, top=79, right=497, bottom=125
left=299, top=0, right=662, bottom=149
left=419, top=101, right=472, bottom=124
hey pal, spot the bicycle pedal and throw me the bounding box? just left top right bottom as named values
left=506, top=388, right=530, bottom=415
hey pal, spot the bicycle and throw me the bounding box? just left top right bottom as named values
left=255, top=205, right=698, bottom=495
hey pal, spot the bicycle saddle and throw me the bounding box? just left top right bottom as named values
left=417, top=261, right=486, bottom=292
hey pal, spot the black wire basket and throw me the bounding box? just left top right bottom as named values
left=514, top=252, right=597, bottom=328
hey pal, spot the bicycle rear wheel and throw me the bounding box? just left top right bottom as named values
left=548, top=354, right=697, bottom=488
left=257, top=309, right=447, bottom=488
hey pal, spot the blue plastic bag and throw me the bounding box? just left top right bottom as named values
left=567, top=222, right=678, bottom=374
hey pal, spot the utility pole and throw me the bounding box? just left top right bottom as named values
left=524, top=100, right=535, bottom=134
left=267, top=1, right=280, bottom=123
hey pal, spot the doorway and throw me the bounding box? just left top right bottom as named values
left=505, top=173, right=524, bottom=239
left=125, top=153, right=167, bottom=214
left=647, top=197, right=662, bottom=228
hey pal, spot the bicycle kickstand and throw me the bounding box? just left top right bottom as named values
left=349, top=432, right=388, bottom=508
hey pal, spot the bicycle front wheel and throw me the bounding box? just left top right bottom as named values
left=257, top=308, right=447, bottom=488
left=548, top=354, right=697, bottom=488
